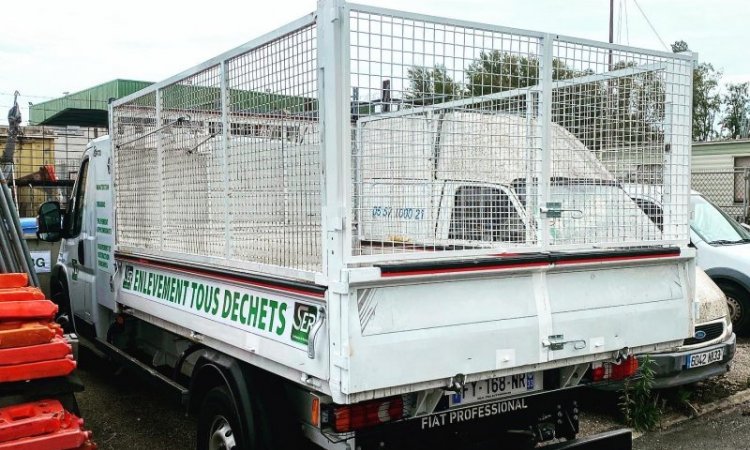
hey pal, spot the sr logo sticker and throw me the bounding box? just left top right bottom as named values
left=291, top=303, right=318, bottom=345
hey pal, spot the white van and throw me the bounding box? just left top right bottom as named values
left=629, top=187, right=750, bottom=335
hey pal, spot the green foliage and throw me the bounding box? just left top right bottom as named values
left=721, top=82, right=750, bottom=138
left=405, top=65, right=462, bottom=105
left=619, top=356, right=662, bottom=432
left=671, top=40, right=723, bottom=142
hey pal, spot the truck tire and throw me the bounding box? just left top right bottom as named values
left=198, top=386, right=249, bottom=450
left=719, top=282, right=750, bottom=336
left=50, top=273, right=73, bottom=333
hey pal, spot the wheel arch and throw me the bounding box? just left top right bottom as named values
left=188, top=350, right=256, bottom=447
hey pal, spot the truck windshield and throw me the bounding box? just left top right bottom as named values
left=548, top=181, right=661, bottom=245
left=691, top=194, right=750, bottom=245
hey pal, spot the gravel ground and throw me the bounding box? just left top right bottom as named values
left=76, top=346, right=196, bottom=450
left=579, top=336, right=750, bottom=436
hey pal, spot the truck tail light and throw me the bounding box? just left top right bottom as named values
left=591, top=355, right=639, bottom=382
left=331, top=396, right=405, bottom=433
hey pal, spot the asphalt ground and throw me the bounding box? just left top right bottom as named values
left=76, top=346, right=196, bottom=450
left=634, top=400, right=750, bottom=449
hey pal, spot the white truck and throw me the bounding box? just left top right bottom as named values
left=36, top=1, right=696, bottom=449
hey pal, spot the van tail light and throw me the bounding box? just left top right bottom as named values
left=329, top=396, right=405, bottom=433
left=591, top=355, right=639, bottom=382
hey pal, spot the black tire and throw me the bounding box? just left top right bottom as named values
left=718, top=282, right=750, bottom=337
left=197, top=386, right=250, bottom=450
left=50, top=273, right=73, bottom=333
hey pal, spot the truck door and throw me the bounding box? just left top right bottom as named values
left=64, top=156, right=96, bottom=328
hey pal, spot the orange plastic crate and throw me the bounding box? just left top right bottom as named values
left=0, top=288, right=45, bottom=302
left=0, top=301, right=57, bottom=321
left=0, top=400, right=65, bottom=443
left=0, top=274, right=28, bottom=289
left=0, top=322, right=61, bottom=349
left=0, top=338, right=72, bottom=366
left=0, top=356, right=76, bottom=383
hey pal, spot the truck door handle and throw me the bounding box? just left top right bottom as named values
left=307, top=306, right=326, bottom=359
left=78, top=240, right=85, bottom=266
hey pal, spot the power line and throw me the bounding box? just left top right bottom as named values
left=632, top=0, right=669, bottom=51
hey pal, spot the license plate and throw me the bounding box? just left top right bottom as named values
left=447, top=372, right=542, bottom=407
left=686, top=348, right=723, bottom=369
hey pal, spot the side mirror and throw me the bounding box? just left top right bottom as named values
left=37, top=201, right=64, bottom=242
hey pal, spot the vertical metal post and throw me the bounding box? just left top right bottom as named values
left=318, top=0, right=351, bottom=282
left=317, top=0, right=351, bottom=403
left=537, top=34, right=554, bottom=250
left=220, top=61, right=233, bottom=259
left=155, top=89, right=164, bottom=252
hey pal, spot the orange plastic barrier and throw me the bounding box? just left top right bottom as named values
left=0, top=301, right=58, bottom=321
left=0, top=274, right=28, bottom=289
left=0, top=356, right=76, bottom=383
left=0, top=322, right=61, bottom=349
left=0, top=338, right=72, bottom=366
left=0, top=288, right=45, bottom=302
left=0, top=400, right=65, bottom=443
left=0, top=411, right=90, bottom=450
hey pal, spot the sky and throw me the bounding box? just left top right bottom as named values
left=1, top=0, right=748, bottom=124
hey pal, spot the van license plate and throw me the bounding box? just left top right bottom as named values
left=686, top=348, right=723, bottom=369
left=447, top=372, right=542, bottom=407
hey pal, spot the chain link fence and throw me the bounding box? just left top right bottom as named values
left=692, top=169, right=750, bottom=223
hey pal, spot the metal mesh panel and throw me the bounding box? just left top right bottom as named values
left=692, top=169, right=749, bottom=223
left=113, top=22, right=321, bottom=274
left=160, top=66, right=225, bottom=258
left=350, top=9, right=543, bottom=256
left=113, top=93, right=160, bottom=249
left=225, top=24, right=320, bottom=271
left=348, top=6, right=693, bottom=259
left=550, top=40, right=692, bottom=246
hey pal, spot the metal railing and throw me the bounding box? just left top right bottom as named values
left=111, top=0, right=694, bottom=281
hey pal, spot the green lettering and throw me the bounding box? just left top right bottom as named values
left=268, top=300, right=278, bottom=331
left=239, top=294, right=249, bottom=324
left=190, top=282, right=199, bottom=308
left=248, top=296, right=260, bottom=327
left=221, top=291, right=233, bottom=319
left=231, top=292, right=241, bottom=322
left=276, top=303, right=287, bottom=336
left=195, top=284, right=205, bottom=311
left=259, top=297, right=269, bottom=331
left=210, top=287, right=220, bottom=315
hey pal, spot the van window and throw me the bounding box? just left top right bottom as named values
left=67, top=158, right=90, bottom=238
left=449, top=186, right=525, bottom=243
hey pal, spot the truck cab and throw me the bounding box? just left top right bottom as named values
left=39, top=136, right=115, bottom=340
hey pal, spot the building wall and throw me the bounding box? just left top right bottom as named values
left=692, top=139, right=750, bottom=172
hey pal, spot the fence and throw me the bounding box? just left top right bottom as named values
left=0, top=125, right=101, bottom=218
left=692, top=169, right=750, bottom=223
left=111, top=0, right=694, bottom=281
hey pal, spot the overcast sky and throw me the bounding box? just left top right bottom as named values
left=1, top=0, right=748, bottom=124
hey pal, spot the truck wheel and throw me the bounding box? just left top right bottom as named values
left=720, top=283, right=750, bottom=336
left=51, top=274, right=73, bottom=333
left=198, top=386, right=249, bottom=450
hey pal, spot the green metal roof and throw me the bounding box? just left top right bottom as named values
left=30, top=79, right=153, bottom=126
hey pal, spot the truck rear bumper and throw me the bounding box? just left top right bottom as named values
left=323, top=388, right=586, bottom=450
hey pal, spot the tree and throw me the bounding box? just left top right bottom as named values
left=405, top=65, right=462, bottom=105
left=671, top=40, right=722, bottom=141
left=721, top=82, right=750, bottom=138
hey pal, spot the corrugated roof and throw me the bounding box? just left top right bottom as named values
left=29, top=79, right=153, bottom=126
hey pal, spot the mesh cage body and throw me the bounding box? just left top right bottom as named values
left=112, top=3, right=694, bottom=278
